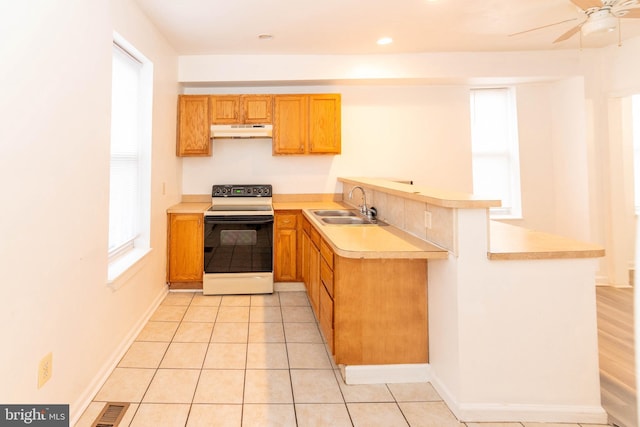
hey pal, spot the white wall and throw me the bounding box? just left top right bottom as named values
left=178, top=50, right=586, bottom=84
left=586, top=38, right=640, bottom=285
left=0, top=0, right=179, bottom=422
left=511, top=84, right=557, bottom=231
left=550, top=77, right=592, bottom=241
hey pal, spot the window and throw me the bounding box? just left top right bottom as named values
left=108, top=35, right=152, bottom=281
left=469, top=87, right=522, bottom=218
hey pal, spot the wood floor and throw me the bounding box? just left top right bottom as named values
left=597, top=285, right=637, bottom=427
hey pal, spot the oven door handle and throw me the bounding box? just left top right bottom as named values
left=204, top=215, right=274, bottom=225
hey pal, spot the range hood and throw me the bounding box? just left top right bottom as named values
left=210, top=124, right=272, bottom=139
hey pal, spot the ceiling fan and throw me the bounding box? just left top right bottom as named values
left=510, top=0, right=640, bottom=43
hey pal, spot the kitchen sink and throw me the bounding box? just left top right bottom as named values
left=312, top=208, right=387, bottom=226
left=313, top=209, right=357, bottom=217
left=321, top=217, right=376, bottom=225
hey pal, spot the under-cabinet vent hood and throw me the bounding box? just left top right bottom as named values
left=210, top=124, right=272, bottom=139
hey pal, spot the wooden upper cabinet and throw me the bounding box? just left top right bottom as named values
left=177, top=95, right=211, bottom=156
left=273, top=94, right=341, bottom=155
left=309, top=94, right=341, bottom=154
left=210, top=94, right=273, bottom=124
left=273, top=95, right=308, bottom=154
left=210, top=95, right=241, bottom=124
left=177, top=93, right=338, bottom=157
left=242, top=95, right=273, bottom=123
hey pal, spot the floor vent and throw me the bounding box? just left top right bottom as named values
left=92, top=402, right=130, bottom=427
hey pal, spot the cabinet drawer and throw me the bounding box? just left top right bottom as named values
left=276, top=213, right=297, bottom=229
left=320, top=239, right=334, bottom=269
left=310, top=226, right=321, bottom=247
left=302, top=216, right=311, bottom=235
left=320, top=259, right=334, bottom=298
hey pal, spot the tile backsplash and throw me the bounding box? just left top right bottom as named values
left=342, top=183, right=455, bottom=252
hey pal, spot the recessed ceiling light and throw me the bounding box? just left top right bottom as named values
left=377, top=37, right=393, bottom=45
left=258, top=34, right=273, bottom=40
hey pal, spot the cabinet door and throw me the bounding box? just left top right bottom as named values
left=210, top=95, right=241, bottom=124
left=320, top=258, right=334, bottom=298
left=177, top=95, right=211, bottom=156
left=273, top=95, right=308, bottom=154
left=309, top=94, right=341, bottom=154
left=319, top=283, right=334, bottom=353
left=242, top=95, right=273, bottom=124
left=301, top=230, right=310, bottom=292
left=308, top=239, right=321, bottom=314
left=274, top=212, right=298, bottom=282
left=167, top=213, right=204, bottom=283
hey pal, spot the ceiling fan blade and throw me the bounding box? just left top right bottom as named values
left=553, top=23, right=584, bottom=43
left=570, top=0, right=604, bottom=10
left=621, top=7, right=640, bottom=17
left=508, top=18, right=577, bottom=37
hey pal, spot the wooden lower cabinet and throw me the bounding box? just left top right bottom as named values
left=167, top=213, right=204, bottom=288
left=333, top=257, right=428, bottom=365
left=274, top=211, right=300, bottom=282
left=302, top=215, right=428, bottom=365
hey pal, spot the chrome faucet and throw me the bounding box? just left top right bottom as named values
left=348, top=186, right=368, bottom=216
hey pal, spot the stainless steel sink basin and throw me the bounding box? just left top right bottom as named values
left=321, top=217, right=374, bottom=225
left=313, top=209, right=357, bottom=217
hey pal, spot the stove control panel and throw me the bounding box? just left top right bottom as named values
left=212, top=184, right=272, bottom=197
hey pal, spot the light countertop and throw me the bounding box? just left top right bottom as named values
left=339, top=177, right=502, bottom=209
left=301, top=208, right=448, bottom=260
left=167, top=198, right=604, bottom=261
left=166, top=202, right=210, bottom=214
left=276, top=200, right=447, bottom=259
left=274, top=201, right=346, bottom=211
left=488, top=221, right=605, bottom=260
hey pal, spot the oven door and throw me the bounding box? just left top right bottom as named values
left=203, top=215, right=274, bottom=275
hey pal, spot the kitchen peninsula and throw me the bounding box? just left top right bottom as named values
left=335, top=177, right=606, bottom=424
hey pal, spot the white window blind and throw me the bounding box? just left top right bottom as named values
left=109, top=43, right=143, bottom=259
left=470, top=87, right=522, bottom=218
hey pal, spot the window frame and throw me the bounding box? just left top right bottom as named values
left=107, top=33, right=153, bottom=283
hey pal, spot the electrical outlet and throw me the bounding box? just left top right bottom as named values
left=38, top=352, right=52, bottom=389
left=424, top=211, right=432, bottom=229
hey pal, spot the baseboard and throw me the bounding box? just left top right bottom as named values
left=429, top=372, right=608, bottom=424
left=69, top=286, right=168, bottom=425
left=274, top=281, right=306, bottom=292
left=341, top=363, right=431, bottom=384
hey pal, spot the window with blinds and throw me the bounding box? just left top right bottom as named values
left=108, top=39, right=151, bottom=266
left=470, top=87, right=522, bottom=218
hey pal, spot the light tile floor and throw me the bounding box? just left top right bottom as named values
left=75, top=290, right=613, bottom=427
